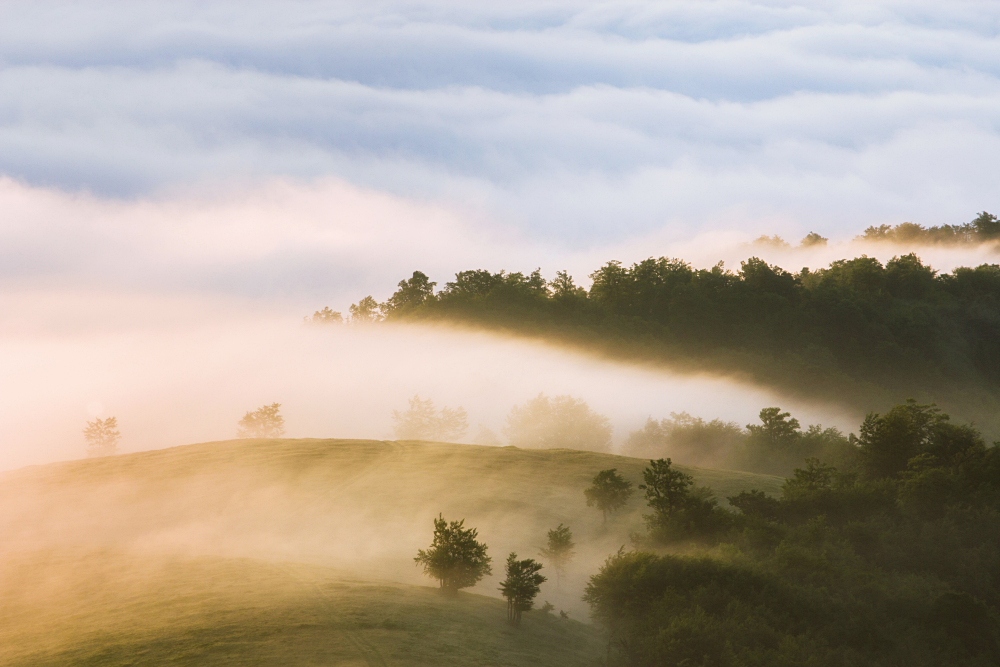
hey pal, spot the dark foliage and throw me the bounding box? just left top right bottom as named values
left=414, top=514, right=492, bottom=593
left=584, top=469, right=634, bottom=523
left=499, top=553, right=546, bottom=626
left=586, top=405, right=1000, bottom=666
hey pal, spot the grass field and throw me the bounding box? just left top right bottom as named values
left=0, top=439, right=784, bottom=665
left=0, top=552, right=605, bottom=666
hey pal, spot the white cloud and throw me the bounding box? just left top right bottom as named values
left=0, top=0, right=997, bottom=241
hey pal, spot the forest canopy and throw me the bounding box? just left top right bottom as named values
left=354, top=254, right=1000, bottom=434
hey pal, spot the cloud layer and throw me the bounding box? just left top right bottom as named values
left=0, top=1, right=998, bottom=240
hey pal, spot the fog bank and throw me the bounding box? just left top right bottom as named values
left=0, top=287, right=853, bottom=471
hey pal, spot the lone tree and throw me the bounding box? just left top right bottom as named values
left=585, top=469, right=633, bottom=523
left=414, top=514, right=492, bottom=594
left=539, top=523, right=575, bottom=589
left=305, top=306, right=343, bottom=324
left=237, top=403, right=285, bottom=438
left=84, top=417, right=120, bottom=457
left=499, top=552, right=546, bottom=626
left=393, top=395, right=468, bottom=441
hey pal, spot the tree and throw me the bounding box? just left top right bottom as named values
left=499, top=552, right=546, bottom=626
left=640, top=458, right=725, bottom=539
left=237, top=403, right=285, bottom=438
left=505, top=394, right=612, bottom=452
left=639, top=458, right=693, bottom=521
left=392, top=395, right=468, bottom=441
left=539, top=523, right=575, bottom=589
left=550, top=270, right=587, bottom=300
left=584, top=469, right=633, bottom=523
left=305, top=306, right=343, bottom=324
left=624, top=413, right=745, bottom=467
left=84, top=417, right=120, bottom=457
left=382, top=271, right=436, bottom=315
left=740, top=407, right=806, bottom=475
left=349, top=295, right=382, bottom=323
left=800, top=232, right=829, bottom=247
left=414, top=514, right=492, bottom=594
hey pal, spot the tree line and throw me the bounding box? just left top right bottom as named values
left=326, top=252, right=1000, bottom=433
left=392, top=393, right=612, bottom=451
left=860, top=211, right=1000, bottom=246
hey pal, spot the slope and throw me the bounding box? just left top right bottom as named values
left=0, top=551, right=603, bottom=666
left=0, top=439, right=782, bottom=665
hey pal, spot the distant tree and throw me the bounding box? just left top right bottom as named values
left=505, top=394, right=612, bottom=452
left=472, top=425, right=502, bottom=446
left=739, top=407, right=804, bottom=475
left=624, top=413, right=745, bottom=467
left=382, top=271, right=436, bottom=315
left=349, top=295, right=382, bottom=323
left=305, top=306, right=343, bottom=324
left=539, top=523, right=575, bottom=588
left=971, top=211, right=1000, bottom=239
left=499, top=552, right=546, bottom=626
left=84, top=417, right=120, bottom=457
left=584, top=469, right=633, bottom=523
left=393, top=395, right=468, bottom=441
left=800, top=232, right=829, bottom=247
left=550, top=270, right=587, bottom=300
left=237, top=403, right=285, bottom=438
left=855, top=399, right=983, bottom=479
left=752, top=234, right=790, bottom=248
left=414, top=514, right=492, bottom=594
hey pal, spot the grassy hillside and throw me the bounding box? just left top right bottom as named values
left=0, top=552, right=603, bottom=666
left=0, top=439, right=781, bottom=665
left=0, top=439, right=782, bottom=577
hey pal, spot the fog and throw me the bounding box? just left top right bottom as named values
left=2, top=176, right=995, bottom=472
left=0, top=176, right=996, bottom=311
left=0, top=176, right=996, bottom=636
left=0, top=286, right=854, bottom=472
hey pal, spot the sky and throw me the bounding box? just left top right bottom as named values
left=1, top=0, right=999, bottom=248
left=2, top=1, right=1000, bottom=466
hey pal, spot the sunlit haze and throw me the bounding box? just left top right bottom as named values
left=2, top=4, right=1000, bottom=663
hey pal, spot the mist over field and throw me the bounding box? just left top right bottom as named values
left=0, top=285, right=852, bottom=470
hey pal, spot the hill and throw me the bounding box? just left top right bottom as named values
left=0, top=438, right=781, bottom=665
left=0, top=552, right=603, bottom=666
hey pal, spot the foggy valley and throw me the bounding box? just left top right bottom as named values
left=3, top=2, right=1000, bottom=665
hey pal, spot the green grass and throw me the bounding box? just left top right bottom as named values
left=0, top=439, right=783, bottom=665
left=0, top=552, right=604, bottom=666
